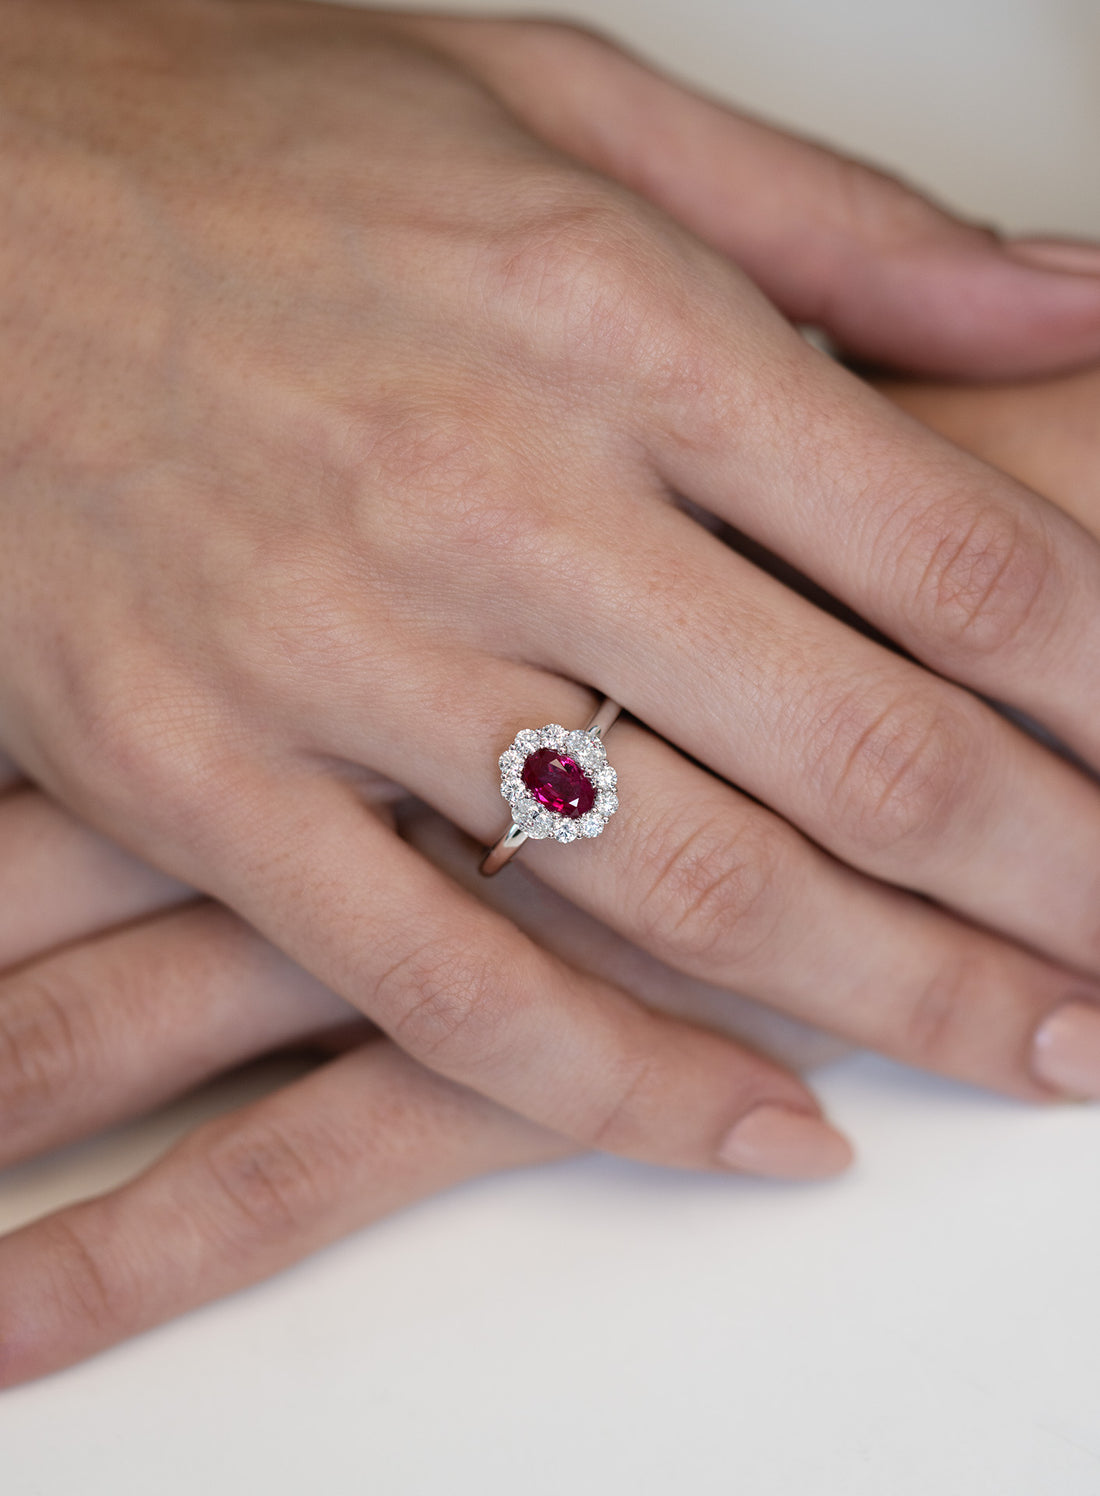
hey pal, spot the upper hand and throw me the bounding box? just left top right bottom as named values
left=4, top=1, right=1100, bottom=1184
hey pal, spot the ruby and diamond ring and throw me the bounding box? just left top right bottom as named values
left=480, top=698, right=621, bottom=876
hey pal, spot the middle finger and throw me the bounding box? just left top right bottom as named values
left=533, top=491, right=1100, bottom=979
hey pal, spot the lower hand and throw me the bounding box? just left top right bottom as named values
left=0, top=777, right=844, bottom=1387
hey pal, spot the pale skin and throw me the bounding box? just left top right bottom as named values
left=4, top=0, right=1100, bottom=1383
left=4, top=347, right=1100, bottom=1379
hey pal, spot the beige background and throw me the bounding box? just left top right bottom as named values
left=2, top=3, right=1099, bottom=1491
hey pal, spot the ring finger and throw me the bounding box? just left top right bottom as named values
left=316, top=651, right=1100, bottom=1106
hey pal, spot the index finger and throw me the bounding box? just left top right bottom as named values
left=648, top=314, right=1100, bottom=771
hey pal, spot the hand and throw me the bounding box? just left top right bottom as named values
left=879, top=364, right=1100, bottom=535
left=0, top=782, right=838, bottom=1386
left=5, top=346, right=1100, bottom=1383
left=5, top=2, right=1100, bottom=1191
left=9, top=353, right=1100, bottom=1387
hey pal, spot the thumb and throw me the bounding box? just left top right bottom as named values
left=425, top=17, right=1100, bottom=380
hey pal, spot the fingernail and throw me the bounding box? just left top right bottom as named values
left=1032, top=999, right=1100, bottom=1099
left=717, top=1103, right=853, bottom=1180
left=1003, top=237, right=1100, bottom=278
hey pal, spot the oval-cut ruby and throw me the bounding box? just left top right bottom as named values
left=522, top=748, right=596, bottom=820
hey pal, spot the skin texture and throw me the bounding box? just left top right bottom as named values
left=5, top=340, right=1100, bottom=1380
left=3, top=361, right=1100, bottom=1395
left=4, top=0, right=1100, bottom=1380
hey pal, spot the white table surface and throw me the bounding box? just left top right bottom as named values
left=3, top=2, right=1100, bottom=1491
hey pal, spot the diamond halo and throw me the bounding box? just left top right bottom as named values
left=498, top=723, right=619, bottom=843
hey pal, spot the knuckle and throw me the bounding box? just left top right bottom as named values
left=201, top=1120, right=326, bottom=1250
left=481, top=180, right=673, bottom=366
left=895, top=497, right=1057, bottom=661
left=517, top=16, right=622, bottom=56
left=898, top=954, right=985, bottom=1070
left=0, top=969, right=90, bottom=1130
left=64, top=667, right=252, bottom=858
left=578, top=1051, right=659, bottom=1153
left=823, top=151, right=944, bottom=248
left=72, top=670, right=224, bottom=828
left=36, top=1214, right=127, bottom=1336
left=635, top=808, right=787, bottom=971
left=381, top=938, right=515, bottom=1072
left=812, top=684, right=979, bottom=859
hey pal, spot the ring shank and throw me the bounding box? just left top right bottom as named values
left=479, top=697, right=621, bottom=877
left=583, top=696, right=622, bottom=743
